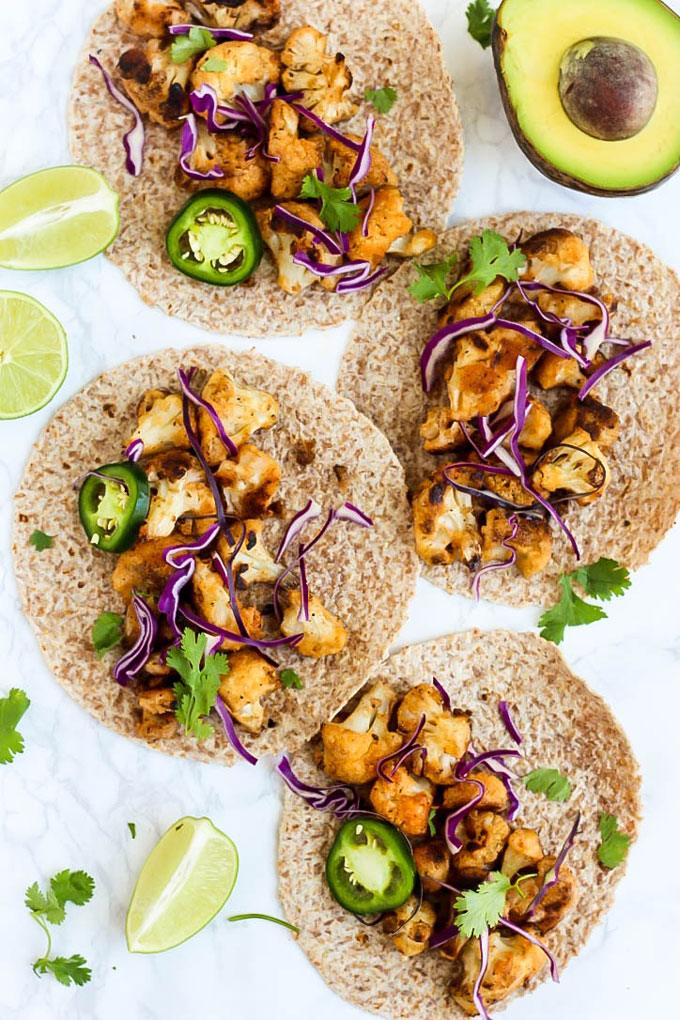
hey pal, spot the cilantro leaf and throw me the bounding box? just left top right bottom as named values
left=167, top=630, right=228, bottom=741
left=25, top=883, right=51, bottom=916
left=538, top=575, right=607, bottom=645
left=280, top=668, right=303, bottom=690
left=33, top=955, right=91, bottom=987
left=50, top=870, right=95, bottom=909
left=455, top=872, right=511, bottom=937
left=299, top=172, right=361, bottom=233
left=364, top=86, right=398, bottom=114
left=569, top=558, right=631, bottom=602
left=128, top=822, right=136, bottom=839
left=466, top=0, right=496, bottom=49
left=29, top=529, right=53, bottom=551
left=523, top=767, right=572, bottom=802
left=92, top=612, right=124, bottom=659
left=201, top=57, right=228, bottom=72
left=427, top=808, right=437, bottom=837
left=171, top=26, right=216, bottom=64
left=0, top=688, right=30, bottom=765
left=458, top=229, right=527, bottom=295
left=597, top=813, right=631, bottom=869
left=409, top=253, right=459, bottom=303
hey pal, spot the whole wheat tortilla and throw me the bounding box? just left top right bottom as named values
left=12, top=345, right=419, bottom=765
left=68, top=0, right=463, bottom=337
left=278, top=630, right=641, bottom=1020
left=338, top=213, right=680, bottom=607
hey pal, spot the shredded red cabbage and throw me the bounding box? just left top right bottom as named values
left=362, top=187, right=375, bottom=238
left=180, top=379, right=230, bottom=533
left=272, top=204, right=343, bottom=256
left=444, top=776, right=485, bottom=853
left=113, top=592, right=157, bottom=686
left=472, top=513, right=519, bottom=601
left=179, top=603, right=303, bottom=658
left=420, top=314, right=497, bottom=392
left=498, top=700, right=522, bottom=745
left=526, top=812, right=581, bottom=919
left=472, top=928, right=492, bottom=1020
left=89, top=55, right=145, bottom=176
left=124, top=438, right=144, bottom=462
left=276, top=754, right=362, bottom=818
left=334, top=501, right=374, bottom=528
left=291, top=103, right=361, bottom=151
left=498, top=917, right=559, bottom=982
left=164, top=524, right=222, bottom=568
left=158, top=553, right=196, bottom=640
left=178, top=367, right=238, bottom=457
left=275, top=498, right=322, bottom=562
left=429, top=922, right=461, bottom=950
left=376, top=715, right=426, bottom=781
left=215, top=694, right=258, bottom=765
left=432, top=676, right=451, bottom=711
left=578, top=341, right=652, bottom=400
left=168, top=24, right=253, bottom=40
left=296, top=543, right=310, bottom=622
left=348, top=116, right=375, bottom=199
left=179, top=113, right=224, bottom=180
left=336, top=264, right=389, bottom=294
left=213, top=545, right=250, bottom=639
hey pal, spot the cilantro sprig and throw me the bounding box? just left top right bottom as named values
left=280, top=668, right=303, bottom=690
left=409, top=229, right=526, bottom=304
left=454, top=871, right=533, bottom=938
left=167, top=630, right=229, bottom=741
left=299, top=172, right=362, bottom=233
left=92, top=611, right=124, bottom=659
left=0, top=688, right=30, bottom=764
left=171, top=26, right=217, bottom=64
left=466, top=0, right=497, bottom=50
left=365, top=86, right=398, bottom=114
left=26, top=870, right=95, bottom=986
left=427, top=808, right=437, bottom=837
left=29, top=529, right=53, bottom=551
left=539, top=558, right=631, bottom=645
left=597, top=813, right=631, bottom=870
left=201, top=57, right=228, bottom=72
left=523, top=767, right=572, bottom=803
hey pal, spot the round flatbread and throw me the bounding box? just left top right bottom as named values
left=338, top=212, right=680, bottom=606
left=278, top=630, right=641, bottom=1020
left=12, top=345, right=419, bottom=765
left=69, top=0, right=463, bottom=337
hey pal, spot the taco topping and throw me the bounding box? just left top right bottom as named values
left=166, top=188, right=263, bottom=284
left=78, top=461, right=150, bottom=552
left=325, top=818, right=416, bottom=914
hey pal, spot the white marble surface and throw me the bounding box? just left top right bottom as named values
left=1, top=1, right=680, bottom=1017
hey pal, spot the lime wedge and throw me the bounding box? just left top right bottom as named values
left=126, top=816, right=239, bottom=954
left=0, top=166, right=119, bottom=270
left=0, top=291, right=67, bottom=419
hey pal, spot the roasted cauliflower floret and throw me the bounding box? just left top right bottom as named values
left=191, top=558, right=264, bottom=649
left=347, top=188, right=413, bottom=269
left=521, top=228, right=594, bottom=292
left=500, top=828, right=544, bottom=879
left=537, top=289, right=601, bottom=328
left=137, top=686, right=175, bottom=716
left=450, top=810, right=511, bottom=884
left=506, top=855, right=578, bottom=934
left=215, top=444, right=281, bottom=519
left=439, top=278, right=507, bottom=329
left=219, top=520, right=282, bottom=586
left=180, top=120, right=271, bottom=200
left=445, top=333, right=516, bottom=422
left=552, top=394, right=620, bottom=451
left=112, top=535, right=180, bottom=603
left=412, top=469, right=482, bottom=568
left=281, top=26, right=357, bottom=125
left=443, top=770, right=509, bottom=814
left=199, top=369, right=278, bottom=463
left=369, top=766, right=435, bottom=837
left=382, top=897, right=437, bottom=957
left=492, top=396, right=552, bottom=452
left=413, top=840, right=450, bottom=894
left=280, top=590, right=347, bottom=657
left=144, top=452, right=215, bottom=538
left=190, top=41, right=281, bottom=105
left=420, top=407, right=467, bottom=454
left=192, top=0, right=280, bottom=31
left=451, top=931, right=547, bottom=1015
left=325, top=135, right=397, bottom=192
left=481, top=509, right=553, bottom=579
left=218, top=647, right=279, bottom=733
left=137, top=704, right=179, bottom=741
left=256, top=202, right=342, bottom=294
left=397, top=684, right=471, bottom=785
left=115, top=0, right=186, bottom=37
left=268, top=100, right=325, bottom=200
left=321, top=681, right=402, bottom=784
left=118, top=40, right=192, bottom=127
left=127, top=389, right=190, bottom=456
left=532, top=428, right=610, bottom=506
left=388, top=229, right=438, bottom=259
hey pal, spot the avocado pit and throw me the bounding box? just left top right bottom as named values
left=559, top=37, right=658, bottom=141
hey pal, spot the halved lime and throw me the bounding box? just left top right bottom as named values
left=126, top=816, right=239, bottom=954
left=0, top=291, right=67, bottom=419
left=0, top=166, right=119, bottom=270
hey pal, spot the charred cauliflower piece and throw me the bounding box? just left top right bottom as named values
left=325, top=135, right=397, bottom=192
left=481, top=509, right=553, bottom=579
left=443, top=770, right=509, bottom=814
left=413, top=840, right=450, bottom=894
left=219, top=521, right=282, bottom=586
left=118, top=40, right=192, bottom=127
left=537, top=289, right=601, bottom=328
left=439, top=278, right=507, bottom=329
left=215, top=444, right=281, bottom=518
left=532, top=427, right=610, bottom=506
left=280, top=590, right=347, bottom=657
left=268, top=100, right=325, bottom=200
left=137, top=686, right=175, bottom=716
left=218, top=647, right=279, bottom=733
left=127, top=389, right=190, bottom=456
left=420, top=407, right=467, bottom=454
left=347, top=188, right=425, bottom=269
left=144, top=452, right=215, bottom=538
left=450, top=810, right=511, bottom=885
left=506, top=855, right=577, bottom=934
left=199, top=369, right=278, bottom=463
left=115, top=0, right=186, bottom=37
left=112, top=535, right=180, bottom=603
left=256, top=202, right=342, bottom=294
left=552, top=394, right=620, bottom=451
left=445, top=333, right=516, bottom=422
left=382, top=897, right=437, bottom=957
left=321, top=681, right=402, bottom=785
left=181, top=121, right=271, bottom=201
left=533, top=351, right=588, bottom=391
left=137, top=684, right=179, bottom=741
left=190, top=41, right=281, bottom=105
left=492, top=396, right=552, bottom=452
left=521, top=228, right=594, bottom=292
left=451, top=931, right=547, bottom=1015
left=500, top=828, right=544, bottom=879
left=412, top=468, right=482, bottom=568
left=369, top=766, right=435, bottom=837
left=191, top=558, right=264, bottom=649
left=397, top=684, right=471, bottom=785
left=281, top=26, right=357, bottom=125
left=192, top=0, right=280, bottom=31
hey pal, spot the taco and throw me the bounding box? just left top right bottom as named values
left=12, top=346, right=418, bottom=764
left=68, top=0, right=463, bottom=337
left=277, top=630, right=641, bottom=1019
left=338, top=213, right=680, bottom=606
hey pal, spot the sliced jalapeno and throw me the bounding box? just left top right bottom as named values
left=78, top=462, right=150, bottom=553
left=166, top=189, right=263, bottom=286
left=325, top=817, right=416, bottom=914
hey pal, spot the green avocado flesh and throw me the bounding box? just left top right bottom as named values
left=495, top=0, right=680, bottom=192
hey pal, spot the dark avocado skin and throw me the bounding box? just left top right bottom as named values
left=491, top=1, right=680, bottom=197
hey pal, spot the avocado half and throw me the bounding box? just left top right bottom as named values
left=492, top=0, right=680, bottom=196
